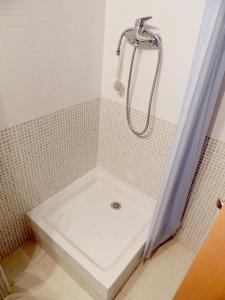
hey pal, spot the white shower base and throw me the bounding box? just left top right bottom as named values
left=28, top=168, right=156, bottom=300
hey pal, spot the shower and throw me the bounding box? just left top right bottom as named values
left=115, top=17, right=162, bottom=136
left=1, top=0, right=224, bottom=299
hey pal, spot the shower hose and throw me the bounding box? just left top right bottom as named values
left=126, top=37, right=162, bottom=136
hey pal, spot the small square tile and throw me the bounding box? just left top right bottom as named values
left=0, top=99, right=100, bottom=259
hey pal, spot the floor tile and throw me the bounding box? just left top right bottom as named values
left=11, top=275, right=69, bottom=300
left=20, top=241, right=46, bottom=269
left=1, top=241, right=46, bottom=286
left=114, top=291, right=130, bottom=300
left=166, top=240, right=194, bottom=266
left=33, top=255, right=93, bottom=299
left=121, top=241, right=194, bottom=300
left=3, top=239, right=194, bottom=300
left=1, top=248, right=30, bottom=285
left=4, top=293, right=36, bottom=300
left=10, top=254, right=93, bottom=300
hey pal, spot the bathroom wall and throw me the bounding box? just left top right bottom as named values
left=98, top=0, right=206, bottom=195
left=99, top=0, right=225, bottom=252
left=0, top=0, right=105, bottom=258
left=98, top=96, right=225, bottom=252
left=101, top=0, right=206, bottom=124
left=98, top=99, right=176, bottom=198
left=175, top=82, right=225, bottom=250
left=0, top=0, right=105, bottom=129
left=209, top=85, right=225, bottom=142
left=0, top=100, right=99, bottom=259
left=1, top=0, right=225, bottom=260
left=99, top=0, right=211, bottom=252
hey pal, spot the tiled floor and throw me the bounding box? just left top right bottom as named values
left=1, top=239, right=194, bottom=300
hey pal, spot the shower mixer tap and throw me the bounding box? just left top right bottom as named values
left=135, top=16, right=152, bottom=42
left=136, top=17, right=151, bottom=34
left=116, top=16, right=159, bottom=56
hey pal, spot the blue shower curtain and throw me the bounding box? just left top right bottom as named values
left=143, top=0, right=225, bottom=259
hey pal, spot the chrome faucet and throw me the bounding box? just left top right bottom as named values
left=116, top=16, right=159, bottom=56
left=135, top=16, right=152, bottom=41
left=135, top=16, right=158, bottom=45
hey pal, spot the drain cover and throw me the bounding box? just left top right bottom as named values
left=111, top=201, right=122, bottom=210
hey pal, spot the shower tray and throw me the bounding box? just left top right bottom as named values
left=27, top=168, right=156, bottom=300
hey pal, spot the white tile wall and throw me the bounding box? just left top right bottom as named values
left=101, top=0, right=206, bottom=124
left=0, top=0, right=105, bottom=129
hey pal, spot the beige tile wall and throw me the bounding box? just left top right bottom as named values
left=0, top=96, right=224, bottom=260
left=98, top=98, right=223, bottom=252
left=0, top=99, right=99, bottom=259
left=97, top=98, right=176, bottom=198
left=175, top=137, right=223, bottom=251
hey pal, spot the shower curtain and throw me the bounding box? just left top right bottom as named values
left=143, top=0, right=225, bottom=259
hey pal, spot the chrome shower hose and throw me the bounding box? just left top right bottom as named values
left=126, top=38, right=162, bottom=136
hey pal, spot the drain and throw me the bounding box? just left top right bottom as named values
left=111, top=201, right=122, bottom=210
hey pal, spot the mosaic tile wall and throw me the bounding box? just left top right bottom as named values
left=1, top=96, right=224, bottom=260
left=175, top=137, right=224, bottom=251
left=98, top=98, right=224, bottom=252
left=0, top=99, right=99, bottom=259
left=97, top=98, right=176, bottom=198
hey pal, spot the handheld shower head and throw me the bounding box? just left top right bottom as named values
left=113, top=79, right=123, bottom=91
left=113, top=53, right=124, bottom=92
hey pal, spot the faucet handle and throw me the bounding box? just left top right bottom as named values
left=135, top=16, right=152, bottom=34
